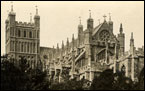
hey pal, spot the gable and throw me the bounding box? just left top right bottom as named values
left=92, top=21, right=118, bottom=43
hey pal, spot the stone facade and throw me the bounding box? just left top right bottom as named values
left=49, top=14, right=144, bottom=82
left=5, top=5, right=144, bottom=82
left=5, top=6, right=40, bottom=69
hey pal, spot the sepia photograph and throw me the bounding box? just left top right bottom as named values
left=1, top=1, right=144, bottom=90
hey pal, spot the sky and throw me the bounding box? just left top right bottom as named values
left=1, top=1, right=144, bottom=55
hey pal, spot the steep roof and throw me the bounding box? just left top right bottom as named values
left=92, top=23, right=104, bottom=36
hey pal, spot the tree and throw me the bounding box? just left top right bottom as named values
left=1, top=57, right=50, bottom=90
left=90, top=69, right=135, bottom=90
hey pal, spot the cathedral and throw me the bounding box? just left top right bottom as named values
left=48, top=12, right=144, bottom=82
left=5, top=4, right=144, bottom=82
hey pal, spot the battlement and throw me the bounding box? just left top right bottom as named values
left=15, top=21, right=35, bottom=27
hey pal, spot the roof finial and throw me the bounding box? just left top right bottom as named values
left=89, top=10, right=91, bottom=18
left=120, top=23, right=123, bottom=33
left=67, top=37, right=69, bottom=46
left=62, top=40, right=64, bottom=49
left=98, top=19, right=100, bottom=24
left=103, top=14, right=107, bottom=21
left=120, top=23, right=122, bottom=28
left=109, top=13, right=111, bottom=21
left=35, top=5, right=38, bottom=15
left=57, top=43, right=59, bottom=49
left=79, top=16, right=81, bottom=25
left=30, top=13, right=32, bottom=23
left=11, top=1, right=13, bottom=12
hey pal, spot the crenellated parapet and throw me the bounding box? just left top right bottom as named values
left=15, top=21, right=35, bottom=27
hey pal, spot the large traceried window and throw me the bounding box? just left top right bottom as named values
left=99, top=30, right=110, bottom=41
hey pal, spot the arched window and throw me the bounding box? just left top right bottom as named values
left=27, top=43, right=29, bottom=53
left=33, top=43, right=35, bottom=53
left=29, top=31, right=32, bottom=38
left=18, top=30, right=21, bottom=37
left=24, top=31, right=26, bottom=37
left=37, top=31, right=39, bottom=38
left=21, top=43, right=23, bottom=52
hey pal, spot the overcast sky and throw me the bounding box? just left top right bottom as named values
left=1, top=1, right=144, bottom=55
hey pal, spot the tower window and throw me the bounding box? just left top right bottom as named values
left=18, top=30, right=21, bottom=37
left=29, top=31, right=32, bottom=38
left=37, top=31, right=39, bottom=38
left=24, top=31, right=26, bottom=37
left=21, top=43, right=23, bottom=52
left=27, top=43, right=29, bottom=52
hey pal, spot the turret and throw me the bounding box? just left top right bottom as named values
left=8, top=2, right=16, bottom=37
left=85, top=10, right=93, bottom=44
left=72, top=34, right=75, bottom=50
left=57, top=43, right=59, bottom=53
left=130, top=32, right=135, bottom=81
left=52, top=45, right=55, bottom=59
left=120, top=23, right=123, bottom=34
left=117, top=23, right=125, bottom=56
left=62, top=40, right=64, bottom=50
left=34, top=6, right=40, bottom=28
left=130, top=32, right=135, bottom=55
left=71, top=34, right=75, bottom=79
left=84, top=11, right=93, bottom=81
left=78, top=17, right=83, bottom=46
left=66, top=38, right=69, bottom=54
left=87, top=10, right=93, bottom=30
left=61, top=40, right=64, bottom=55
left=9, top=2, right=16, bottom=27
left=5, top=10, right=9, bottom=28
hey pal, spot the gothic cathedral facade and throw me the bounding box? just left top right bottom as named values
left=5, top=5, right=144, bottom=82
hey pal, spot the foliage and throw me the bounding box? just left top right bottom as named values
left=1, top=57, right=144, bottom=90
left=1, top=57, right=50, bottom=90
left=90, top=69, right=144, bottom=90
left=50, top=77, right=90, bottom=90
